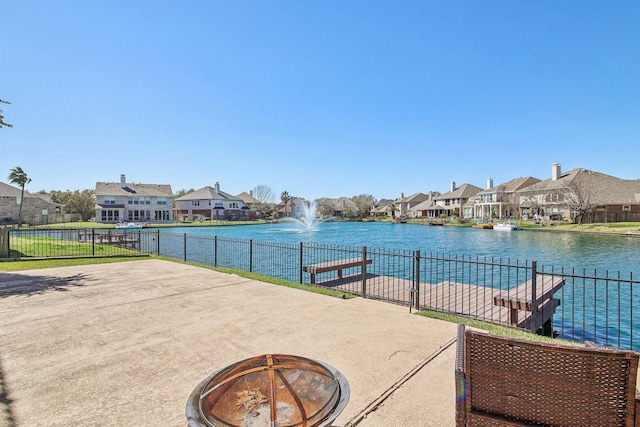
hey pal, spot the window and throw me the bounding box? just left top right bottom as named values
left=192, top=200, right=200, bottom=206
left=104, top=197, right=116, bottom=204
left=623, top=205, right=631, bottom=211
left=156, top=197, right=167, bottom=205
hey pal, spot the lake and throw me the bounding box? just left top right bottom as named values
left=161, top=221, right=640, bottom=277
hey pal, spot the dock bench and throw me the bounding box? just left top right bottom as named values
left=493, top=275, right=565, bottom=331
left=303, top=258, right=372, bottom=284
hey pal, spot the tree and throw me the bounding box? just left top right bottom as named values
left=8, top=166, right=31, bottom=227
left=252, top=185, right=275, bottom=204
left=0, top=99, right=12, bottom=128
left=252, top=184, right=275, bottom=217
left=316, top=198, right=334, bottom=217
left=280, top=191, right=290, bottom=216
left=351, top=194, right=376, bottom=218
left=51, top=189, right=96, bottom=221
left=386, top=201, right=397, bottom=219
left=562, top=172, right=602, bottom=225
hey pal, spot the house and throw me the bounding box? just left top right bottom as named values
left=236, top=191, right=260, bottom=211
left=396, top=192, right=430, bottom=218
left=516, top=163, right=640, bottom=222
left=175, top=182, right=250, bottom=221
left=276, top=197, right=308, bottom=218
left=0, top=182, right=63, bottom=225
left=370, top=199, right=395, bottom=217
left=432, top=182, right=483, bottom=218
left=475, top=176, right=541, bottom=220
left=407, top=191, right=441, bottom=218
left=95, top=174, right=173, bottom=224
left=321, top=197, right=359, bottom=218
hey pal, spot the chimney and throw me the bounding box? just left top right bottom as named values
left=215, top=182, right=220, bottom=193
left=487, top=177, right=493, bottom=189
left=120, top=174, right=126, bottom=189
left=552, top=163, right=561, bottom=181
left=451, top=181, right=456, bottom=192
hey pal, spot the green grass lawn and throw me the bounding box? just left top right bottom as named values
left=9, top=236, right=141, bottom=258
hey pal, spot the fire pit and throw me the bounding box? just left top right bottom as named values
left=186, top=354, right=350, bottom=427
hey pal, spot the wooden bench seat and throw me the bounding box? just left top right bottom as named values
left=303, top=258, right=372, bottom=284
left=493, top=275, right=565, bottom=330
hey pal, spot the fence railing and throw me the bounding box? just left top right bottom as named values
left=5, top=228, right=639, bottom=351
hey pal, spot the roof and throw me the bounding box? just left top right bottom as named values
left=410, top=199, right=436, bottom=211
left=96, top=182, right=173, bottom=197
left=519, top=168, right=640, bottom=204
left=0, top=182, right=28, bottom=197
left=236, top=192, right=260, bottom=204
left=176, top=186, right=241, bottom=202
left=435, top=183, right=483, bottom=200
left=398, top=192, right=429, bottom=204
left=477, top=176, right=541, bottom=195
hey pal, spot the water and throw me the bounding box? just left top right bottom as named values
left=160, top=222, right=640, bottom=276
left=286, top=200, right=321, bottom=231
left=157, top=222, right=640, bottom=348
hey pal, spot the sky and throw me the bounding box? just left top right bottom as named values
left=2, top=1, right=639, bottom=202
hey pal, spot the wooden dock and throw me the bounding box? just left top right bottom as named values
left=78, top=232, right=140, bottom=249
left=313, top=273, right=565, bottom=332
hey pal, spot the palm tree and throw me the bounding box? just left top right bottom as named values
left=280, top=191, right=291, bottom=217
left=386, top=201, right=397, bottom=220
left=8, top=166, right=31, bottom=227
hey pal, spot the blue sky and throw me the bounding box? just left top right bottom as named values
left=2, top=1, right=639, bottom=201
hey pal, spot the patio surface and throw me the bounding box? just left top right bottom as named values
left=0, top=259, right=458, bottom=426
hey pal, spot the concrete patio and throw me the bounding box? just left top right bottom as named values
left=0, top=259, right=458, bottom=426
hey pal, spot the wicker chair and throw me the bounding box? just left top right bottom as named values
left=455, top=324, right=640, bottom=426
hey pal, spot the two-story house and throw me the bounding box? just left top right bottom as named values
left=95, top=175, right=173, bottom=224
left=433, top=182, right=482, bottom=218
left=175, top=182, right=250, bottom=221
left=475, top=176, right=541, bottom=220
left=517, top=163, right=640, bottom=222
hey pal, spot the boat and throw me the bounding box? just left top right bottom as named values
left=493, top=220, right=520, bottom=231
left=472, top=223, right=493, bottom=229
left=115, top=222, right=143, bottom=230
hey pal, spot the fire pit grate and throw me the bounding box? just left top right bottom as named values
left=186, top=354, right=350, bottom=427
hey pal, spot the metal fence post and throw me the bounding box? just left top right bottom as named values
left=156, top=229, right=160, bottom=255
left=530, top=260, right=538, bottom=333
left=414, top=249, right=421, bottom=311
left=183, top=233, right=187, bottom=262
left=249, top=239, right=253, bottom=272
left=92, top=228, right=95, bottom=256
left=299, top=242, right=303, bottom=284
left=361, top=246, right=368, bottom=298
left=214, top=236, right=218, bottom=267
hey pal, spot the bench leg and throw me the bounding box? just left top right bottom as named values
left=310, top=274, right=316, bottom=284
left=338, top=269, right=343, bottom=279
left=510, top=308, right=518, bottom=325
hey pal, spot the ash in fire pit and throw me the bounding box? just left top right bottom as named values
left=186, top=354, right=350, bottom=427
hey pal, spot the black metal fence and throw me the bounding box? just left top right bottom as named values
left=5, top=228, right=639, bottom=351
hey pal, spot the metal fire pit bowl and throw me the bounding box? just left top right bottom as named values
left=186, top=354, right=350, bottom=427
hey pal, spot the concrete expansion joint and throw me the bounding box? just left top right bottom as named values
left=343, top=337, right=457, bottom=427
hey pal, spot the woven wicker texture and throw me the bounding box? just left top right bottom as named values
left=456, top=326, right=639, bottom=427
